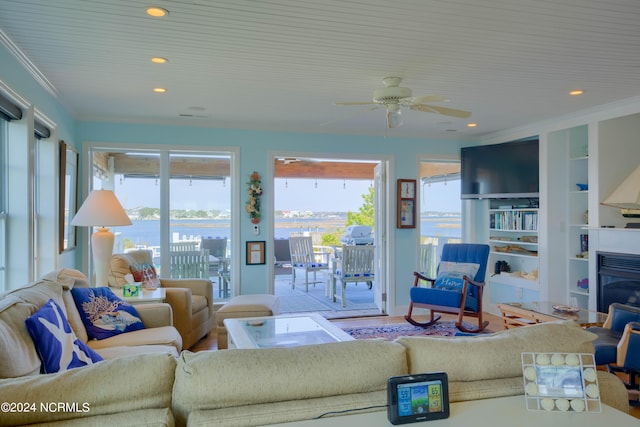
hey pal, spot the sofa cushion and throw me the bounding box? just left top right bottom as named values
left=42, top=268, right=91, bottom=289
left=0, top=297, right=42, bottom=378
left=62, top=290, right=89, bottom=343
left=86, top=325, right=182, bottom=353
left=172, top=340, right=407, bottom=426
left=95, top=344, right=180, bottom=359
left=71, top=287, right=145, bottom=340
left=0, top=353, right=176, bottom=427
left=25, top=299, right=103, bottom=374
left=0, top=280, right=67, bottom=378
left=395, top=320, right=596, bottom=382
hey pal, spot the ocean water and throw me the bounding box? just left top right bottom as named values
left=114, top=217, right=461, bottom=248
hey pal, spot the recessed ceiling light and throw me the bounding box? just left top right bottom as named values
left=146, top=7, right=169, bottom=17
left=569, top=89, right=584, bottom=96
left=153, top=87, right=167, bottom=93
left=466, top=123, right=478, bottom=128
left=151, top=57, right=168, bottom=64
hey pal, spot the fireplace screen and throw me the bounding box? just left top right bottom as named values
left=597, top=252, right=640, bottom=313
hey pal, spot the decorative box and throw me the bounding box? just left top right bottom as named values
left=122, top=283, right=141, bottom=297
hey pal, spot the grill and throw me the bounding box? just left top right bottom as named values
left=340, top=225, right=374, bottom=245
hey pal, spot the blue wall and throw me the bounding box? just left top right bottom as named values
left=2, top=40, right=472, bottom=310
left=77, top=121, right=465, bottom=307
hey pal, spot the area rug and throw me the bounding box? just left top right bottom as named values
left=341, top=321, right=493, bottom=340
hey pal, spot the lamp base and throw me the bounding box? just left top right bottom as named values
left=92, top=227, right=114, bottom=286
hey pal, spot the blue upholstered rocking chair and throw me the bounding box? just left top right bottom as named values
left=405, top=243, right=490, bottom=333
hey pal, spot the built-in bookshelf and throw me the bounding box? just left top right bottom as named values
left=488, top=199, right=539, bottom=290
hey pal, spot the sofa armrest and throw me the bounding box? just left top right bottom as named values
left=135, top=303, right=174, bottom=328
left=160, top=278, right=213, bottom=300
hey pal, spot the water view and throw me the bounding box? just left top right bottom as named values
left=113, top=214, right=461, bottom=249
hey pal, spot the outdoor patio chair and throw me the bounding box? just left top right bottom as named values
left=405, top=243, right=490, bottom=333
left=331, top=245, right=375, bottom=307
left=288, top=235, right=330, bottom=292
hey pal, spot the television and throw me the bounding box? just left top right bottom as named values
left=461, top=139, right=539, bottom=199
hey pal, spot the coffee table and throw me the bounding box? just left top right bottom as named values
left=224, top=312, right=354, bottom=349
left=497, top=301, right=607, bottom=328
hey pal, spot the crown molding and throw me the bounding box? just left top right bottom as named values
left=0, top=28, right=57, bottom=97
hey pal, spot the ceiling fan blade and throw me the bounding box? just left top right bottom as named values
left=410, top=104, right=472, bottom=118
left=335, top=101, right=377, bottom=106
left=407, top=95, right=447, bottom=104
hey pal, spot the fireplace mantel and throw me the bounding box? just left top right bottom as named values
left=591, top=227, right=640, bottom=256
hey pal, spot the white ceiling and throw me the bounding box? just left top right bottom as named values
left=1, top=0, right=640, bottom=139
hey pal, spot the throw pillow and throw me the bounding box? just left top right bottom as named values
left=71, top=287, right=145, bottom=340
left=434, top=261, right=480, bottom=291
left=25, top=299, right=103, bottom=374
left=130, top=262, right=161, bottom=289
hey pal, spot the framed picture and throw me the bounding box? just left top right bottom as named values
left=59, top=141, right=78, bottom=253
left=246, top=241, right=266, bottom=265
left=397, top=179, right=416, bottom=229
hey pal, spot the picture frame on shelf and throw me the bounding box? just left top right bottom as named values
left=397, top=179, right=416, bottom=229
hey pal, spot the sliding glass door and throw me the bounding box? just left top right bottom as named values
left=90, top=147, right=233, bottom=300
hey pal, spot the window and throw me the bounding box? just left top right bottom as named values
left=89, top=147, right=234, bottom=300
left=33, top=129, right=57, bottom=278
left=0, top=119, right=7, bottom=292
left=419, top=161, right=461, bottom=277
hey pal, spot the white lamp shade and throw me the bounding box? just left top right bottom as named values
left=71, top=189, right=131, bottom=286
left=71, top=189, right=132, bottom=227
left=601, top=164, right=640, bottom=209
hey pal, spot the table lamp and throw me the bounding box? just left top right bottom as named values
left=71, top=189, right=132, bottom=286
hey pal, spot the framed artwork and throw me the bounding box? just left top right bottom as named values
left=246, top=241, right=266, bottom=265
left=59, top=141, right=78, bottom=253
left=397, top=179, right=416, bottom=228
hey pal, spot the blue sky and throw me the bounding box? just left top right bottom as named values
left=114, top=176, right=461, bottom=213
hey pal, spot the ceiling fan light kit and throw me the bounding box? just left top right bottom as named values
left=336, top=77, right=471, bottom=128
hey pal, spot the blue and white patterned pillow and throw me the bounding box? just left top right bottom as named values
left=25, top=299, right=103, bottom=374
left=434, top=261, right=480, bottom=291
left=71, top=287, right=145, bottom=340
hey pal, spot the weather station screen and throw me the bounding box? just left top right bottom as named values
left=387, top=372, right=449, bottom=424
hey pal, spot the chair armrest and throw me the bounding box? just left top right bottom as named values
left=463, top=275, right=486, bottom=288
left=605, top=302, right=640, bottom=331
left=616, top=321, right=640, bottom=367
left=160, top=278, right=213, bottom=299
left=413, top=271, right=435, bottom=286
left=135, top=303, right=174, bottom=328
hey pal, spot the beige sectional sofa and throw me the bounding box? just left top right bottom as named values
left=0, top=269, right=182, bottom=379
left=0, top=315, right=631, bottom=426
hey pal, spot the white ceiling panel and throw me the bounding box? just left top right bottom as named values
left=1, top=0, right=639, bottom=138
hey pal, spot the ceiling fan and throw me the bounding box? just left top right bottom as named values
left=336, top=77, right=471, bottom=128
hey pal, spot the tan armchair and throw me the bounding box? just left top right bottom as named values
left=107, top=249, right=215, bottom=349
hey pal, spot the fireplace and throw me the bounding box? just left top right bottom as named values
left=597, top=251, right=640, bottom=313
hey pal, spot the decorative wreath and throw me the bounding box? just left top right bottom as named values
left=245, top=171, right=263, bottom=224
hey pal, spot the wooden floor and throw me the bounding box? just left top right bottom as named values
left=189, top=312, right=505, bottom=352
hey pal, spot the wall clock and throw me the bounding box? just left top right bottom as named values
left=397, top=179, right=417, bottom=229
